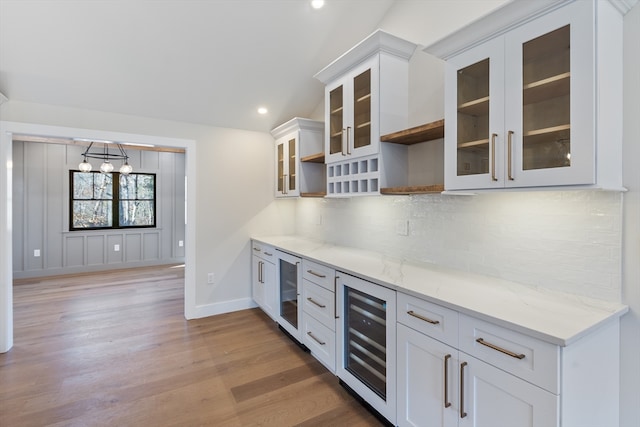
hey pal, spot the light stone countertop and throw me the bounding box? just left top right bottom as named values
left=252, top=235, right=628, bottom=347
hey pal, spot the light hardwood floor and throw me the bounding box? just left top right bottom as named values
left=1, top=265, right=383, bottom=426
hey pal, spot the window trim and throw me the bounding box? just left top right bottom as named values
left=69, top=170, right=157, bottom=231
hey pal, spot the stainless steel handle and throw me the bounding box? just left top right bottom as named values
left=460, top=361, right=468, bottom=419
left=307, top=270, right=326, bottom=278
left=334, top=276, right=339, bottom=319
left=307, top=297, right=326, bottom=308
left=444, top=354, right=452, bottom=408
left=341, top=129, right=346, bottom=156
left=507, top=130, right=514, bottom=181
left=476, top=338, right=525, bottom=359
left=407, top=310, right=440, bottom=325
left=346, top=126, right=352, bottom=155
left=253, top=247, right=260, bottom=252
left=258, top=261, right=263, bottom=283
left=491, top=133, right=498, bottom=181
left=263, top=251, right=273, bottom=257
left=307, top=331, right=326, bottom=345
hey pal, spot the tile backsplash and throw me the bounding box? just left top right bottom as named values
left=294, top=191, right=622, bottom=302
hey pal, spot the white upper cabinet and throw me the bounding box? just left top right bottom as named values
left=271, top=118, right=324, bottom=198
left=315, top=30, right=416, bottom=197
left=425, top=0, right=628, bottom=191
left=315, top=30, right=416, bottom=164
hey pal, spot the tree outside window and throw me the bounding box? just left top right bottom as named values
left=70, top=171, right=156, bottom=230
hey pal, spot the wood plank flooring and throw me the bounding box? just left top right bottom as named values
left=0, top=265, right=383, bottom=426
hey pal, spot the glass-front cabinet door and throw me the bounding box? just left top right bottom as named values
left=445, top=37, right=504, bottom=190
left=504, top=1, right=593, bottom=188
left=325, top=57, right=379, bottom=164
left=274, top=133, right=299, bottom=197
left=445, top=1, right=594, bottom=190
left=277, top=250, right=302, bottom=340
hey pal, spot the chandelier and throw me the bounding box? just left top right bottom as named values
left=78, top=141, right=132, bottom=174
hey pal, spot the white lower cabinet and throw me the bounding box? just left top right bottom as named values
left=251, top=242, right=276, bottom=320
left=398, top=319, right=558, bottom=427
left=250, top=241, right=622, bottom=427
left=301, top=259, right=337, bottom=372
left=459, top=354, right=558, bottom=427
left=397, top=324, right=459, bottom=427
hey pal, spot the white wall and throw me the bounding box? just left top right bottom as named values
left=0, top=100, right=296, bottom=319
left=12, top=140, right=186, bottom=278
left=621, top=3, right=640, bottom=426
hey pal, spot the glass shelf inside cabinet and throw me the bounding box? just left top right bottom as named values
left=522, top=25, right=571, bottom=171
left=353, top=69, right=372, bottom=150
left=457, top=58, right=490, bottom=176
left=330, top=86, right=344, bottom=156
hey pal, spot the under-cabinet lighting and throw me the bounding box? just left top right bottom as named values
left=258, top=107, right=268, bottom=115
left=311, top=0, right=325, bottom=9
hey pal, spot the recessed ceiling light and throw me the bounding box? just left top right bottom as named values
left=311, top=0, right=325, bottom=9
left=257, top=107, right=268, bottom=115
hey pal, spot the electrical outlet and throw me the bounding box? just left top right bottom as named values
left=114, top=244, right=120, bottom=252
left=396, top=220, right=409, bottom=236
left=33, top=249, right=41, bottom=257
left=178, top=240, right=184, bottom=247
left=207, top=273, right=215, bottom=284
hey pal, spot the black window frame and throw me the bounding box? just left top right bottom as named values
left=69, top=170, right=157, bottom=231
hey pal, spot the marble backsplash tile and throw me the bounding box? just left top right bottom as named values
left=293, top=191, right=623, bottom=302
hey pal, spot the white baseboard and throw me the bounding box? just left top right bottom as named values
left=193, top=297, right=258, bottom=318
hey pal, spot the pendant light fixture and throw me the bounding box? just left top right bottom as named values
left=77, top=140, right=132, bottom=174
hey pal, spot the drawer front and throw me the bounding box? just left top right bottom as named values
left=302, top=259, right=335, bottom=291
left=303, top=313, right=336, bottom=373
left=251, top=241, right=276, bottom=261
left=459, top=314, right=559, bottom=394
left=397, top=292, right=458, bottom=348
left=302, top=280, right=336, bottom=330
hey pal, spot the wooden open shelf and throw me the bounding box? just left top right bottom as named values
left=381, top=119, right=445, bottom=145
left=380, top=185, right=445, bottom=195
left=301, top=192, right=327, bottom=198
left=300, top=152, right=325, bottom=163
left=380, top=119, right=445, bottom=195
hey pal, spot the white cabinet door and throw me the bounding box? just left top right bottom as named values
left=445, top=1, right=597, bottom=191
left=252, top=251, right=277, bottom=321
left=261, top=257, right=276, bottom=319
left=503, top=0, right=593, bottom=188
left=251, top=255, right=265, bottom=308
left=445, top=36, right=505, bottom=191
left=274, top=131, right=300, bottom=197
left=397, top=324, right=459, bottom=427
left=459, top=354, right=558, bottom=427
left=325, top=57, right=380, bottom=164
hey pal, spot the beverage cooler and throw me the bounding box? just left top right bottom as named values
left=276, top=250, right=302, bottom=341
left=336, top=272, right=396, bottom=424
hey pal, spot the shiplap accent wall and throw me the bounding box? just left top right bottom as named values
left=295, top=190, right=622, bottom=303
left=12, top=140, right=185, bottom=278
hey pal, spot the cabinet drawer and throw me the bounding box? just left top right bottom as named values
left=302, top=259, right=335, bottom=291
left=397, top=292, right=458, bottom=348
left=303, top=313, right=336, bottom=373
left=251, top=241, right=276, bottom=261
left=459, top=314, right=559, bottom=394
left=302, top=280, right=336, bottom=330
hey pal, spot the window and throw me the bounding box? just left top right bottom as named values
left=70, top=171, right=156, bottom=230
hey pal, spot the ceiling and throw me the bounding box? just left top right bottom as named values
left=0, top=0, right=397, bottom=134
